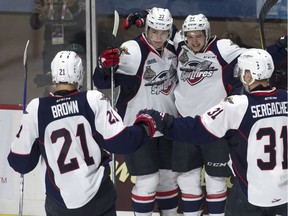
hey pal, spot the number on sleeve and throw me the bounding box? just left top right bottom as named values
left=207, top=107, right=223, bottom=120
left=107, top=110, right=119, bottom=124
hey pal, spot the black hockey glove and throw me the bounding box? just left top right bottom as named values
left=30, top=13, right=44, bottom=30
left=137, top=109, right=174, bottom=135
left=275, top=36, right=287, bottom=49
left=122, top=9, right=149, bottom=30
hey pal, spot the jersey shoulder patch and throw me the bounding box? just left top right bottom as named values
left=224, top=96, right=235, bottom=104
left=100, top=93, right=111, bottom=102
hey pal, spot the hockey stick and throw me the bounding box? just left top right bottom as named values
left=19, top=173, right=24, bottom=216
left=259, top=0, right=278, bottom=49
left=23, top=40, right=30, bottom=114
left=19, top=39, right=29, bottom=216
left=111, top=10, right=119, bottom=110
left=110, top=10, right=119, bottom=184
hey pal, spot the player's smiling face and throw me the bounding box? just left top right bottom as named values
left=147, top=28, right=169, bottom=49
left=185, top=30, right=206, bottom=53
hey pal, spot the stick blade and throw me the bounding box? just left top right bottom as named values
left=23, top=40, right=30, bottom=66
left=112, top=10, right=119, bottom=38
left=258, top=0, right=278, bottom=49
left=259, top=0, right=278, bottom=20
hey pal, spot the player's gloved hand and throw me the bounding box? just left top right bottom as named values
left=30, top=13, right=44, bottom=30
left=275, top=36, right=287, bottom=49
left=98, top=48, right=120, bottom=68
left=137, top=109, right=174, bottom=135
left=134, top=112, right=157, bottom=138
left=122, top=9, right=149, bottom=30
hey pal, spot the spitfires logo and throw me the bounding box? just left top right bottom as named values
left=180, top=60, right=217, bottom=85
left=144, top=66, right=178, bottom=95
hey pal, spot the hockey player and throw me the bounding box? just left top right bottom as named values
left=172, top=14, right=246, bottom=216
left=267, top=36, right=287, bottom=90
left=93, top=7, right=179, bottom=216
left=140, top=48, right=288, bottom=216
left=221, top=32, right=287, bottom=90
left=8, top=51, right=158, bottom=216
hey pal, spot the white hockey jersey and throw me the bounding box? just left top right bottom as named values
left=8, top=90, right=149, bottom=208
left=94, top=33, right=178, bottom=137
left=166, top=88, right=288, bottom=207
left=173, top=32, right=246, bottom=117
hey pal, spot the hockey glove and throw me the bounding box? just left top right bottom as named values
left=122, top=9, right=149, bottom=30
left=30, top=13, right=44, bottom=30
left=98, top=48, right=120, bottom=68
left=134, top=113, right=157, bottom=138
left=137, top=109, right=174, bottom=135
left=275, top=36, right=287, bottom=49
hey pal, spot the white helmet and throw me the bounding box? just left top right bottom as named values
left=145, top=7, right=173, bottom=37
left=182, top=14, right=211, bottom=43
left=238, top=48, right=274, bottom=86
left=51, top=51, right=84, bottom=89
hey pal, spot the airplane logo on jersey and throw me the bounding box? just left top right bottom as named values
left=272, top=198, right=281, bottom=203
left=179, top=60, right=217, bottom=85
left=100, top=94, right=111, bottom=102
left=224, top=96, right=234, bottom=104
left=144, top=66, right=177, bottom=95
left=118, top=47, right=130, bottom=55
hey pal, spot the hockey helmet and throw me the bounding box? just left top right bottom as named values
left=238, top=48, right=274, bottom=86
left=51, top=51, right=84, bottom=89
left=182, top=14, right=211, bottom=43
left=145, top=7, right=173, bottom=39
